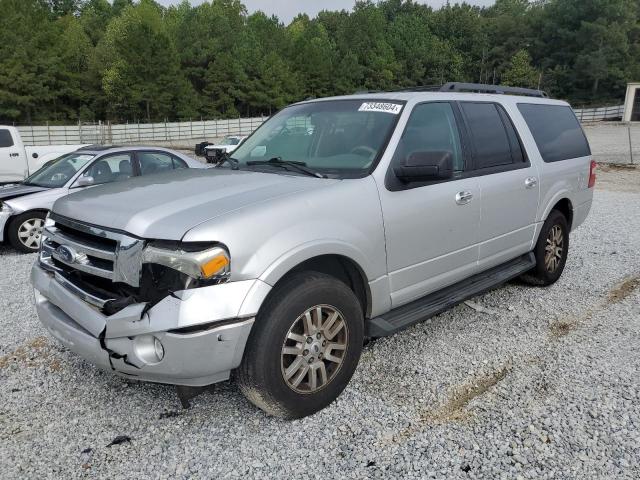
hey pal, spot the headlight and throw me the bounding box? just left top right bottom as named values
left=143, top=244, right=230, bottom=282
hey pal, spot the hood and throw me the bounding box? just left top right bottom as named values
left=52, top=168, right=336, bottom=240
left=0, top=183, right=49, bottom=201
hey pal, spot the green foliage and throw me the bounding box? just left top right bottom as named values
left=502, top=50, right=540, bottom=88
left=1, top=0, right=639, bottom=123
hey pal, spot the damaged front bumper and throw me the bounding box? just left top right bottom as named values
left=0, top=209, right=12, bottom=242
left=31, top=263, right=271, bottom=386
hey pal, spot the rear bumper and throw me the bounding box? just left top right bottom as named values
left=31, top=264, right=265, bottom=386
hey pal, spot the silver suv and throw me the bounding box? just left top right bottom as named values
left=31, top=84, right=595, bottom=418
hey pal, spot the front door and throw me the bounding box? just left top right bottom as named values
left=378, top=102, right=481, bottom=308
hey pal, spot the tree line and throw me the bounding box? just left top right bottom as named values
left=0, top=0, right=638, bottom=124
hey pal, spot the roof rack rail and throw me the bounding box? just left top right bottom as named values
left=395, top=85, right=442, bottom=92
left=440, top=82, right=549, bottom=98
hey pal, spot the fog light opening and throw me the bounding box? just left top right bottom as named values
left=133, top=335, right=165, bottom=365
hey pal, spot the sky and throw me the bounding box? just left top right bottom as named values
left=155, top=0, right=496, bottom=24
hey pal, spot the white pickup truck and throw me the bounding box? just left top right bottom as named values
left=0, top=126, right=87, bottom=184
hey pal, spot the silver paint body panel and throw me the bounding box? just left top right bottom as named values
left=33, top=91, right=594, bottom=386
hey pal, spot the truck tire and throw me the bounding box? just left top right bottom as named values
left=8, top=211, right=47, bottom=253
left=237, top=271, right=364, bottom=419
left=521, top=210, right=569, bottom=286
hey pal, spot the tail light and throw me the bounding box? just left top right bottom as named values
left=588, top=160, right=596, bottom=188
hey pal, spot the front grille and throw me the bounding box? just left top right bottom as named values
left=40, top=214, right=145, bottom=288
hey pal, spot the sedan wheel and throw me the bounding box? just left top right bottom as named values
left=8, top=211, right=48, bottom=253
left=18, top=218, right=45, bottom=250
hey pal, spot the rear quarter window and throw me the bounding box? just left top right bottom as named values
left=0, top=129, right=14, bottom=148
left=517, top=104, right=590, bottom=162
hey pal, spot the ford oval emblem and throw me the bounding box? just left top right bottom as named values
left=55, top=245, right=76, bottom=264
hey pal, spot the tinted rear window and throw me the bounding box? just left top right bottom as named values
left=517, top=104, right=590, bottom=162
left=0, top=129, right=14, bottom=148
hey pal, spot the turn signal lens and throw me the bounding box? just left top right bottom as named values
left=201, top=254, right=230, bottom=279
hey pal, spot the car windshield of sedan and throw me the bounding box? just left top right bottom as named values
left=24, top=153, right=95, bottom=188
left=231, top=99, right=404, bottom=177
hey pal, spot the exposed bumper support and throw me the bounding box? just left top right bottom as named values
left=32, top=264, right=270, bottom=386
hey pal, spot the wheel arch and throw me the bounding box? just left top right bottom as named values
left=550, top=198, right=573, bottom=230
left=540, top=192, right=574, bottom=228
left=260, top=252, right=372, bottom=319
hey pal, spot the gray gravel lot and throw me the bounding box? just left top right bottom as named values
left=1, top=170, right=639, bottom=479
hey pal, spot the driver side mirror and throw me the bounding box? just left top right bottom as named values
left=75, top=175, right=95, bottom=187
left=393, top=150, right=454, bottom=183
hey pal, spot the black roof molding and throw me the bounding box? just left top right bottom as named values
left=439, top=82, right=549, bottom=98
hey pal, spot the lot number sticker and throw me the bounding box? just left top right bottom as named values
left=358, top=102, right=403, bottom=115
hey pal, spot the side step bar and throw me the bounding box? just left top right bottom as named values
left=366, top=253, right=536, bottom=338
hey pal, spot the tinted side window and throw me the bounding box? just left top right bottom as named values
left=172, top=156, right=188, bottom=169
left=0, top=129, right=14, bottom=148
left=517, top=104, right=590, bottom=162
left=460, top=102, right=513, bottom=169
left=139, top=152, right=175, bottom=175
left=395, top=102, right=464, bottom=171
left=85, top=153, right=133, bottom=184
left=497, top=106, right=525, bottom=163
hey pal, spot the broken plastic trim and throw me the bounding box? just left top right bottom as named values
left=168, top=317, right=249, bottom=335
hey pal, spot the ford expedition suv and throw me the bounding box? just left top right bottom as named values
left=31, top=83, right=595, bottom=419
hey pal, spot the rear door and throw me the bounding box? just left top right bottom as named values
left=378, top=102, right=481, bottom=307
left=458, top=102, right=539, bottom=271
left=0, top=128, right=26, bottom=183
left=135, top=151, right=188, bottom=176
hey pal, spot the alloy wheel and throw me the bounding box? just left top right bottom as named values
left=544, top=224, right=564, bottom=273
left=280, top=304, right=349, bottom=394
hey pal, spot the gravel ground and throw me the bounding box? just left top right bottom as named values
left=1, top=169, right=639, bottom=479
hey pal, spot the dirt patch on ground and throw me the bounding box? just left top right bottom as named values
left=0, top=337, right=61, bottom=372
left=607, top=275, right=640, bottom=304
left=596, top=165, right=640, bottom=193
left=379, top=365, right=511, bottom=446
left=549, top=319, right=580, bottom=339
left=422, top=365, right=511, bottom=423
left=549, top=274, right=639, bottom=339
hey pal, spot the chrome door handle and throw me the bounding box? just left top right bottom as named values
left=455, top=191, right=473, bottom=205
left=525, top=177, right=538, bottom=189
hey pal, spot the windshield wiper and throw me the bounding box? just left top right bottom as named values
left=214, top=153, right=240, bottom=170
left=246, top=157, right=327, bottom=178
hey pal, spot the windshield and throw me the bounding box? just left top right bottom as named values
left=231, top=99, right=404, bottom=177
left=24, top=153, right=95, bottom=188
left=222, top=136, right=241, bottom=145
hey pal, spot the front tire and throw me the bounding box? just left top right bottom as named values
left=237, top=272, right=364, bottom=419
left=8, top=211, right=47, bottom=253
left=521, top=209, right=569, bottom=286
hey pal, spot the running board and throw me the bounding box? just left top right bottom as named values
left=366, top=253, right=536, bottom=338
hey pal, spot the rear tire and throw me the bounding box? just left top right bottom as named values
left=521, top=210, right=569, bottom=286
left=8, top=211, right=47, bottom=253
left=237, top=272, right=364, bottom=419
